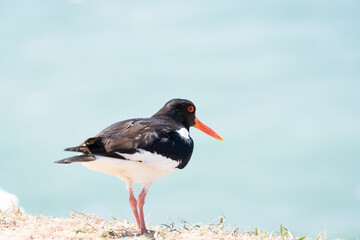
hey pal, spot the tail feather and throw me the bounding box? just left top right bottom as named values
left=64, top=144, right=90, bottom=154
left=55, top=155, right=96, bottom=164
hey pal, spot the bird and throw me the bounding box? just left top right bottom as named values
left=55, top=98, right=223, bottom=234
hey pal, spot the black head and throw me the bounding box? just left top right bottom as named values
left=152, top=99, right=196, bottom=129
left=153, top=99, right=224, bottom=141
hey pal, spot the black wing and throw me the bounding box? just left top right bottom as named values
left=62, top=117, right=194, bottom=168
left=62, top=119, right=145, bottom=155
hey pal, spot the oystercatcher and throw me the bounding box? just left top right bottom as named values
left=55, top=99, right=223, bottom=234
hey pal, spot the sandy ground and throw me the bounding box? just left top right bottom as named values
left=0, top=210, right=323, bottom=240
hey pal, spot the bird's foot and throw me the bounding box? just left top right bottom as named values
left=140, top=227, right=149, bottom=235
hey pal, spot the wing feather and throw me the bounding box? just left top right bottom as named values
left=66, top=118, right=178, bottom=160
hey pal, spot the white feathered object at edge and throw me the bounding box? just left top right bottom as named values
left=0, top=187, right=23, bottom=212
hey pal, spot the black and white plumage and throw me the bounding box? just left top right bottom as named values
left=55, top=98, right=223, bottom=234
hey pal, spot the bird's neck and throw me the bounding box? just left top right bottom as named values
left=152, top=115, right=190, bottom=130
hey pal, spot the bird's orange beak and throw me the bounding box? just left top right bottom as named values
left=194, top=118, right=224, bottom=141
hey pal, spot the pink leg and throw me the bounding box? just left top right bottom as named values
left=137, top=184, right=152, bottom=234
left=127, top=183, right=141, bottom=229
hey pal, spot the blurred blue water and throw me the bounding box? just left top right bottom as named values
left=0, top=1, right=359, bottom=238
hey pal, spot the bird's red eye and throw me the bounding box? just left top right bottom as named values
left=188, top=106, right=194, bottom=113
